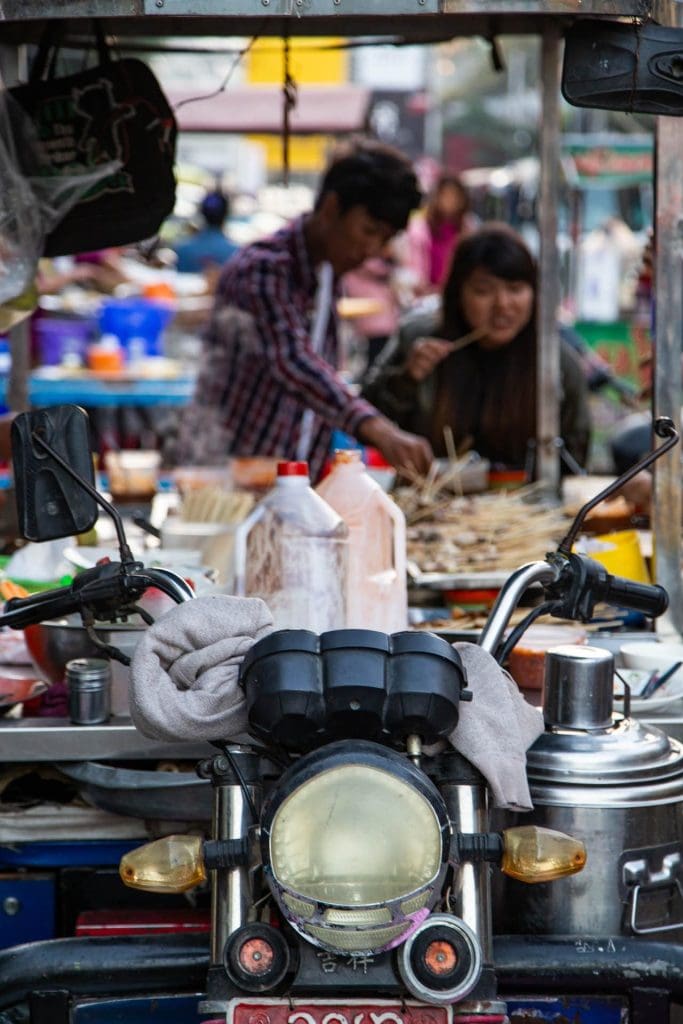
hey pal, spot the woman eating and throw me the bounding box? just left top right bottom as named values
left=362, top=223, right=591, bottom=475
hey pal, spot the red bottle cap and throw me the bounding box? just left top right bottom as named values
left=277, top=461, right=309, bottom=476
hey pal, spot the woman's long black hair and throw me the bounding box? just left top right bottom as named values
left=430, top=223, right=538, bottom=468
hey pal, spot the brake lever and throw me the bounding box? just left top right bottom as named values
left=125, top=567, right=195, bottom=604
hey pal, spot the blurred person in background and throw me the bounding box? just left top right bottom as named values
left=342, top=239, right=405, bottom=371
left=405, top=173, right=478, bottom=297
left=362, top=222, right=591, bottom=474
left=173, top=139, right=433, bottom=482
left=174, top=190, right=239, bottom=282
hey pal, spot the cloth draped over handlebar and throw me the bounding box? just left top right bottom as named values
left=451, top=643, right=543, bottom=810
left=129, top=597, right=543, bottom=811
left=129, top=595, right=274, bottom=744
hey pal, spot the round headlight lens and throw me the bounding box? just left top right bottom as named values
left=260, top=741, right=451, bottom=956
left=271, top=763, right=442, bottom=905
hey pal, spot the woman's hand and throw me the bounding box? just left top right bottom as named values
left=405, top=336, right=454, bottom=381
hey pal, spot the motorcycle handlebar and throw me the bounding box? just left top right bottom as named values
left=1, top=584, right=87, bottom=630
left=550, top=552, right=669, bottom=624
left=600, top=572, right=669, bottom=619
left=481, top=553, right=670, bottom=657
left=598, top=569, right=667, bottom=614
left=0, top=563, right=194, bottom=631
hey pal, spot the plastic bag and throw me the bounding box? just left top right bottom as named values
left=0, top=88, right=119, bottom=306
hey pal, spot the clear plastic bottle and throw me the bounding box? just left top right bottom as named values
left=233, top=460, right=348, bottom=632
left=316, top=449, right=407, bottom=633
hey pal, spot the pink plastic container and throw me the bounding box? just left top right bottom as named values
left=317, top=449, right=407, bottom=633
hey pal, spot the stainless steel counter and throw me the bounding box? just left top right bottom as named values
left=0, top=717, right=214, bottom=763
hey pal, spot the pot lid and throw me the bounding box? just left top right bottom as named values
left=527, top=715, right=683, bottom=788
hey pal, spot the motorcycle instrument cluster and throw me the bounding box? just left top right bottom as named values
left=239, top=628, right=471, bottom=750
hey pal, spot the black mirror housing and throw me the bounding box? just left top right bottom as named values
left=562, top=19, right=683, bottom=116
left=12, top=405, right=99, bottom=542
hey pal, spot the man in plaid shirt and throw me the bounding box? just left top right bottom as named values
left=176, top=140, right=433, bottom=481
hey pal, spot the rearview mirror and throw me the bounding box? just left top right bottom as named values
left=562, top=19, right=683, bottom=115
left=11, top=405, right=98, bottom=542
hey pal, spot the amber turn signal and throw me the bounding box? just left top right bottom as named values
left=119, top=834, right=207, bottom=893
left=500, top=825, right=586, bottom=883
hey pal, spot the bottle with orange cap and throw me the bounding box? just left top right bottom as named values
left=233, top=460, right=348, bottom=632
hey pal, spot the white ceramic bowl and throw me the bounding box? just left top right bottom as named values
left=619, top=640, right=683, bottom=690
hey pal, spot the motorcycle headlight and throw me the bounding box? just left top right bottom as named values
left=260, top=741, right=451, bottom=956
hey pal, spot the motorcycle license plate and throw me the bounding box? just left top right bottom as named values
left=227, top=998, right=452, bottom=1024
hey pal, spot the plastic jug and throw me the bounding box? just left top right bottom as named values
left=316, top=449, right=407, bottom=632
left=233, top=460, right=348, bottom=632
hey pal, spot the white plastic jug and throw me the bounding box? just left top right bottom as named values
left=233, top=460, right=348, bottom=632
left=316, top=449, right=407, bottom=632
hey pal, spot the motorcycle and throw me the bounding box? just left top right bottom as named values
left=1, top=404, right=682, bottom=1024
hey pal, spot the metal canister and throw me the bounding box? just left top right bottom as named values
left=492, top=644, right=683, bottom=939
left=66, top=658, right=111, bottom=725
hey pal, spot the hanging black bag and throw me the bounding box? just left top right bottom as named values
left=10, top=23, right=177, bottom=256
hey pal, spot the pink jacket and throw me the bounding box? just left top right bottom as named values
left=342, top=257, right=401, bottom=338
left=406, top=212, right=478, bottom=292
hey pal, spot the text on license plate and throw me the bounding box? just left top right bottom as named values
left=228, top=998, right=452, bottom=1024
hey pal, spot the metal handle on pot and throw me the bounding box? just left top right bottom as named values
left=628, top=878, right=683, bottom=935
left=625, top=849, right=683, bottom=935
left=613, top=670, right=631, bottom=720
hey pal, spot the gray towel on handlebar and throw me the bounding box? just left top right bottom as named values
left=129, top=594, right=273, bottom=742
left=448, top=642, right=544, bottom=812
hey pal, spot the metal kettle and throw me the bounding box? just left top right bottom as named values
left=493, top=644, right=683, bottom=938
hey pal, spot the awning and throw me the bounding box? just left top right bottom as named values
left=168, top=85, right=371, bottom=135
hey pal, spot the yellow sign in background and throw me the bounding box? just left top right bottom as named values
left=246, top=37, right=348, bottom=174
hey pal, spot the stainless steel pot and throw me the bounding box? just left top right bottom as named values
left=493, top=644, right=683, bottom=939
left=25, top=615, right=146, bottom=716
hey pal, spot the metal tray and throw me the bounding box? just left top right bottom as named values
left=407, top=564, right=511, bottom=590
left=57, top=760, right=212, bottom=822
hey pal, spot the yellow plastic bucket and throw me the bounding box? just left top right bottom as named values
left=583, top=529, right=650, bottom=584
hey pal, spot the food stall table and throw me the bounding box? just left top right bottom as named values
left=1, top=369, right=196, bottom=408
left=0, top=716, right=213, bottom=762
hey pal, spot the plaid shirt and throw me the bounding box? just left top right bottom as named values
left=177, top=216, right=377, bottom=481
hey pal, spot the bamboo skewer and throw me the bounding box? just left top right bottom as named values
left=397, top=476, right=572, bottom=574
left=443, top=425, right=457, bottom=465
left=446, top=326, right=488, bottom=353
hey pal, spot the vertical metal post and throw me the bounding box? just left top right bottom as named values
left=210, top=756, right=257, bottom=966
left=653, top=117, right=683, bottom=637
left=423, top=44, right=443, bottom=160
left=441, top=781, right=493, bottom=962
left=7, top=324, right=30, bottom=414
left=536, top=26, right=562, bottom=493
left=0, top=44, right=30, bottom=414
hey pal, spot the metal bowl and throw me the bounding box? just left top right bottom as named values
left=24, top=615, right=147, bottom=715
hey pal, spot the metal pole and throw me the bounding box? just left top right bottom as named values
left=536, top=26, right=562, bottom=493
left=441, top=780, right=492, bottom=961
left=210, top=761, right=256, bottom=965
left=0, top=45, right=30, bottom=414
left=653, top=117, right=683, bottom=638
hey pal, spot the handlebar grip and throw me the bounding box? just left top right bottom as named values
left=604, top=574, right=669, bottom=618
left=0, top=585, right=80, bottom=630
